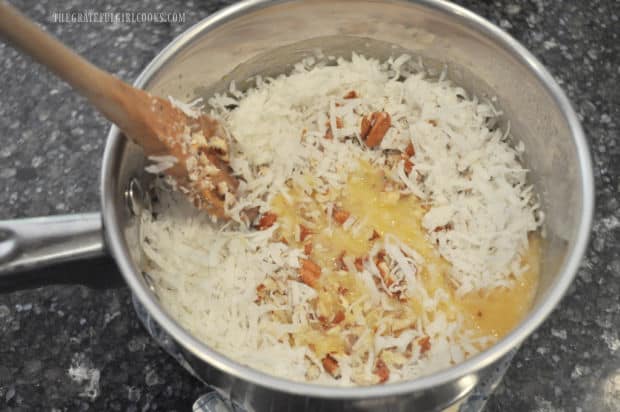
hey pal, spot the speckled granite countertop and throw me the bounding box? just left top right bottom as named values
left=0, top=0, right=618, bottom=410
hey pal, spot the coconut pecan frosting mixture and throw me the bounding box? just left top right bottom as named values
left=140, top=54, right=543, bottom=385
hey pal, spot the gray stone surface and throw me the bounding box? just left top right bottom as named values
left=0, top=0, right=618, bottom=411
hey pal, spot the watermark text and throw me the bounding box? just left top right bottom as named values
left=49, top=10, right=186, bottom=24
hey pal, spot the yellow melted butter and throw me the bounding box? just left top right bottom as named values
left=271, top=161, right=540, bottom=355
left=459, top=235, right=540, bottom=339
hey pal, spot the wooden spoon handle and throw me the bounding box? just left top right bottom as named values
left=0, top=1, right=163, bottom=151
left=0, top=2, right=238, bottom=219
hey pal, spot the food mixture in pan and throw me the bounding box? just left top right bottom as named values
left=140, top=54, right=543, bottom=385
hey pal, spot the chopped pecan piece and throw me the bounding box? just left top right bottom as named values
left=419, top=336, right=432, bottom=354
left=433, top=223, right=454, bottom=232
left=300, top=270, right=320, bottom=288
left=300, top=224, right=313, bottom=241
left=336, top=117, right=344, bottom=129
left=405, top=342, right=414, bottom=358
left=324, top=126, right=333, bottom=140
left=369, top=230, right=380, bottom=241
left=361, top=112, right=391, bottom=148
left=405, top=142, right=415, bottom=157
left=404, top=159, right=413, bottom=175
left=257, top=212, right=277, bottom=229
left=299, top=258, right=321, bottom=287
left=374, top=359, right=390, bottom=383
left=301, top=258, right=321, bottom=274
left=360, top=116, right=371, bottom=140
left=354, top=257, right=365, bottom=272
left=333, top=310, right=345, bottom=324
left=343, top=90, right=358, bottom=99
left=322, top=354, right=341, bottom=379
left=374, top=251, right=393, bottom=286
left=254, top=283, right=266, bottom=304
left=332, top=208, right=350, bottom=224
left=428, top=119, right=437, bottom=127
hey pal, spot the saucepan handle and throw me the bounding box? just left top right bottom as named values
left=0, top=213, right=106, bottom=278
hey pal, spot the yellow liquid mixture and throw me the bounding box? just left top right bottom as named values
left=271, top=161, right=540, bottom=356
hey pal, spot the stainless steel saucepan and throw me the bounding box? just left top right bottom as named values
left=0, top=1, right=594, bottom=411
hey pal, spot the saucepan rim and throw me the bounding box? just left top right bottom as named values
left=101, top=0, right=594, bottom=399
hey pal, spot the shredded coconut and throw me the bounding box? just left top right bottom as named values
left=145, top=155, right=178, bottom=174
left=168, top=96, right=203, bottom=118
left=140, top=54, right=541, bottom=386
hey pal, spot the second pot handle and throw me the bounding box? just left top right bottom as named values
left=0, top=213, right=106, bottom=278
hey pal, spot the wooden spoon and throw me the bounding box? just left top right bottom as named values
left=0, top=2, right=237, bottom=219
